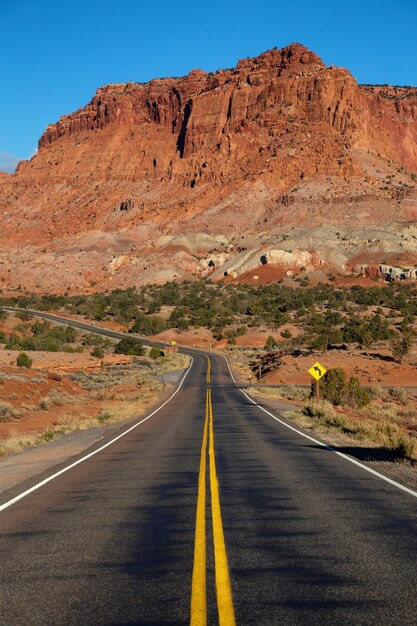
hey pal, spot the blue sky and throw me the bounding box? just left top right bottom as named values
left=1, top=0, right=417, bottom=172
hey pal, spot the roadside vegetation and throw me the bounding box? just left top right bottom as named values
left=0, top=350, right=189, bottom=457
left=0, top=312, right=145, bottom=360
left=1, top=282, right=416, bottom=361
left=249, top=367, right=416, bottom=461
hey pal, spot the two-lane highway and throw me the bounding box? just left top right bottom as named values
left=0, top=312, right=416, bottom=625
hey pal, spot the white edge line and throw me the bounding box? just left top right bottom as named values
left=0, top=357, right=194, bottom=513
left=220, top=353, right=417, bottom=500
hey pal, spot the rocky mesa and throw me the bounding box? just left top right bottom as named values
left=0, top=43, right=417, bottom=292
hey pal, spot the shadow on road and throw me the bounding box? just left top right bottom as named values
left=320, top=444, right=415, bottom=464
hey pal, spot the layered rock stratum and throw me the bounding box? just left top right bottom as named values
left=1, top=43, right=417, bottom=291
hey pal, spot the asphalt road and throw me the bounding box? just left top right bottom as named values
left=0, top=311, right=417, bottom=625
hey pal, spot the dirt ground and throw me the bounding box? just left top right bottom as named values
left=0, top=351, right=189, bottom=456
left=261, top=347, right=417, bottom=387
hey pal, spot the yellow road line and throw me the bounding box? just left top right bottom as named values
left=190, top=389, right=209, bottom=626
left=208, top=388, right=236, bottom=626
left=206, top=356, right=211, bottom=384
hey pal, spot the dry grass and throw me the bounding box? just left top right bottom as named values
left=251, top=385, right=416, bottom=460
left=0, top=401, right=16, bottom=422
left=0, top=352, right=190, bottom=458
left=250, top=384, right=308, bottom=402
left=293, top=400, right=416, bottom=460
left=0, top=432, right=39, bottom=456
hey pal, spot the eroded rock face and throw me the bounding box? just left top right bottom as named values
left=1, top=43, right=417, bottom=292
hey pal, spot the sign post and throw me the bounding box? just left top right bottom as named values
left=308, top=361, right=327, bottom=401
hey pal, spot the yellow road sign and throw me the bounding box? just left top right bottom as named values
left=308, top=361, right=327, bottom=381
left=171, top=340, right=177, bottom=345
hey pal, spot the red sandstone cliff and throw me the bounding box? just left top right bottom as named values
left=0, top=43, right=416, bottom=292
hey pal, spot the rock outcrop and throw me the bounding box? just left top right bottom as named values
left=0, top=43, right=417, bottom=292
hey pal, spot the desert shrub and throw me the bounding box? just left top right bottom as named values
left=212, top=326, right=224, bottom=340
left=274, top=385, right=308, bottom=401
left=82, top=333, right=111, bottom=348
left=303, top=400, right=339, bottom=423
left=114, top=337, right=144, bottom=356
left=130, top=314, right=167, bottom=336
left=39, top=398, right=50, bottom=411
left=388, top=387, right=409, bottom=405
left=366, top=386, right=387, bottom=400
left=390, top=331, right=414, bottom=363
left=5, top=320, right=80, bottom=353
left=346, top=377, right=372, bottom=408
left=149, top=347, right=164, bottom=359
left=317, top=368, right=371, bottom=408
left=16, top=352, right=32, bottom=368
left=317, top=368, right=347, bottom=405
left=5, top=333, right=20, bottom=349
left=46, top=392, right=65, bottom=406
left=361, top=403, right=399, bottom=422
left=393, top=435, right=415, bottom=459
left=0, top=401, right=15, bottom=421
left=91, top=346, right=105, bottom=359
left=39, top=430, right=55, bottom=442
left=63, top=346, right=84, bottom=353
left=175, top=318, right=189, bottom=331
left=0, top=330, right=6, bottom=342
left=15, top=310, right=33, bottom=321
left=265, top=335, right=278, bottom=350
left=97, top=410, right=113, bottom=424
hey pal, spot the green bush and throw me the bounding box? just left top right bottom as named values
left=130, top=314, right=167, bottom=336
left=15, top=310, right=32, bottom=321
left=390, top=331, right=414, bottom=363
left=388, top=387, right=409, bottom=405
left=392, top=436, right=415, bottom=459
left=114, top=337, right=144, bottom=356
left=92, top=346, right=105, bottom=359
left=175, top=318, right=189, bottom=331
left=97, top=410, right=113, bottom=424
left=17, top=352, right=33, bottom=368
left=5, top=320, right=80, bottom=353
left=149, top=347, right=164, bottom=359
left=317, top=368, right=347, bottom=405
left=303, top=400, right=339, bottom=422
left=316, top=368, right=371, bottom=408
left=265, top=335, right=278, bottom=350
left=346, top=377, right=372, bottom=408
left=82, top=333, right=112, bottom=348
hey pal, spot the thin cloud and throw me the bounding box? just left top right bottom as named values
left=0, top=151, right=21, bottom=173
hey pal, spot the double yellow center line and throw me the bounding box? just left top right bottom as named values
left=190, top=357, right=236, bottom=626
